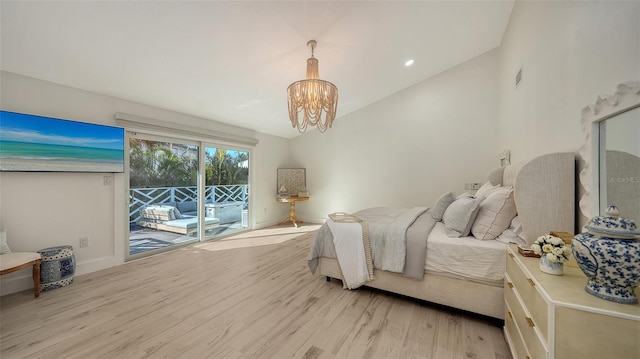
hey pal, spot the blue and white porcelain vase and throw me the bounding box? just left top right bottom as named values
left=572, top=206, right=640, bottom=304
left=539, top=254, right=564, bottom=275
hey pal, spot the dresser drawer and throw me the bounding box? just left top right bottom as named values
left=506, top=251, right=549, bottom=338
left=505, top=244, right=640, bottom=359
left=555, top=306, right=640, bottom=359
left=504, top=301, right=531, bottom=359
left=505, top=274, right=549, bottom=359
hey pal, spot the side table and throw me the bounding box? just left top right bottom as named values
left=276, top=196, right=309, bottom=227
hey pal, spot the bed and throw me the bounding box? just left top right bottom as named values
left=307, top=152, right=575, bottom=319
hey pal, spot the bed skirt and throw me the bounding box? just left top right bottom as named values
left=316, top=257, right=505, bottom=320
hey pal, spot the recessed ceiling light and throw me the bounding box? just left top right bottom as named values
left=404, top=59, right=414, bottom=67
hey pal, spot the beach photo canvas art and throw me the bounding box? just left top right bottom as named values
left=0, top=111, right=125, bottom=172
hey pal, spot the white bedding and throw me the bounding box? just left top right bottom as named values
left=311, top=153, right=575, bottom=320
left=326, top=219, right=370, bottom=289
left=425, top=222, right=507, bottom=283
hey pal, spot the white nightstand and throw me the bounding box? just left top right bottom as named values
left=504, top=245, right=640, bottom=359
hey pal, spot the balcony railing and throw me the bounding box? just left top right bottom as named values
left=129, top=184, right=249, bottom=223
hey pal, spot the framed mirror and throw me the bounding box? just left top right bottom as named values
left=579, top=82, right=640, bottom=223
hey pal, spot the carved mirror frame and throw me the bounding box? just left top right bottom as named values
left=579, top=81, right=640, bottom=221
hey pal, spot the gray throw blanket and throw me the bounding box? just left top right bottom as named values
left=308, top=207, right=436, bottom=280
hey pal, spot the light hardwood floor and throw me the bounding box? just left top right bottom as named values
left=0, top=225, right=512, bottom=359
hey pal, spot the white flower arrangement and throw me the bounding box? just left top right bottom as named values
left=531, top=235, right=571, bottom=263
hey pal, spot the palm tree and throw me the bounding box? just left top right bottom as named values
left=155, top=147, right=189, bottom=186
left=215, top=148, right=227, bottom=185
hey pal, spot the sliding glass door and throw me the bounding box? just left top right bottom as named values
left=128, top=134, right=200, bottom=256
left=203, top=145, right=250, bottom=238
left=126, top=133, right=252, bottom=258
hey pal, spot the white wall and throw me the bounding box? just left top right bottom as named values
left=499, top=0, right=640, bottom=228
left=498, top=0, right=640, bottom=162
left=0, top=71, right=291, bottom=295
left=291, top=1, right=640, bottom=224
left=291, top=49, right=501, bottom=222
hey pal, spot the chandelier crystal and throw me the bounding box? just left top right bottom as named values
left=287, top=40, right=338, bottom=133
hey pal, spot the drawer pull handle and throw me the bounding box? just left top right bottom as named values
left=527, top=278, right=536, bottom=287
left=507, top=282, right=514, bottom=288
left=508, top=252, right=514, bottom=258
left=507, top=311, right=513, bottom=319
left=525, top=317, right=535, bottom=327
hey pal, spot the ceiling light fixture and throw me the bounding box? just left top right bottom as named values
left=405, top=59, right=415, bottom=67
left=287, top=40, right=338, bottom=133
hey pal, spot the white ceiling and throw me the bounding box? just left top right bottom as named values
left=1, top=1, right=514, bottom=139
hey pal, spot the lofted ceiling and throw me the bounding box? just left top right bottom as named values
left=0, top=1, right=514, bottom=139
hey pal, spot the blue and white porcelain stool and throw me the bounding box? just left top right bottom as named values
left=37, top=245, right=75, bottom=291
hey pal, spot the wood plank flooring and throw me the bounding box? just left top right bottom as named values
left=0, top=225, right=512, bottom=359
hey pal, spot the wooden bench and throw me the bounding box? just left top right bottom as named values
left=0, top=253, right=42, bottom=298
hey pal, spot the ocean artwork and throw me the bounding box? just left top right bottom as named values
left=0, top=110, right=125, bottom=172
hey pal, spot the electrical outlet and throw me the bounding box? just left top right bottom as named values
left=464, top=183, right=482, bottom=190
left=79, top=237, right=89, bottom=248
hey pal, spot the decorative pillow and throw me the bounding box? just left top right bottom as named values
left=172, top=207, right=183, bottom=219
left=475, top=181, right=501, bottom=198
left=442, top=195, right=485, bottom=237
left=177, top=201, right=197, bottom=214
left=159, top=205, right=176, bottom=220
left=0, top=229, right=12, bottom=254
left=510, top=215, right=524, bottom=238
left=431, top=192, right=456, bottom=221
left=495, top=216, right=526, bottom=246
left=471, top=187, right=517, bottom=240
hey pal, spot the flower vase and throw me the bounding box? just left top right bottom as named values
left=539, top=255, right=564, bottom=275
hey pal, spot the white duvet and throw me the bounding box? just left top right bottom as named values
left=425, top=222, right=507, bottom=282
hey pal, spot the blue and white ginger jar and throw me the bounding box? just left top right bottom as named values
left=572, top=206, right=640, bottom=304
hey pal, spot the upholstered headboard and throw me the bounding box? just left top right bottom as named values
left=487, top=152, right=575, bottom=245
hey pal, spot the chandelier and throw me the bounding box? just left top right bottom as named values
left=287, top=40, right=338, bottom=133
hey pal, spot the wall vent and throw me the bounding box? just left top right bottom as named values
left=515, top=68, right=523, bottom=88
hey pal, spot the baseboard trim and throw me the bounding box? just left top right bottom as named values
left=0, top=256, right=115, bottom=297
